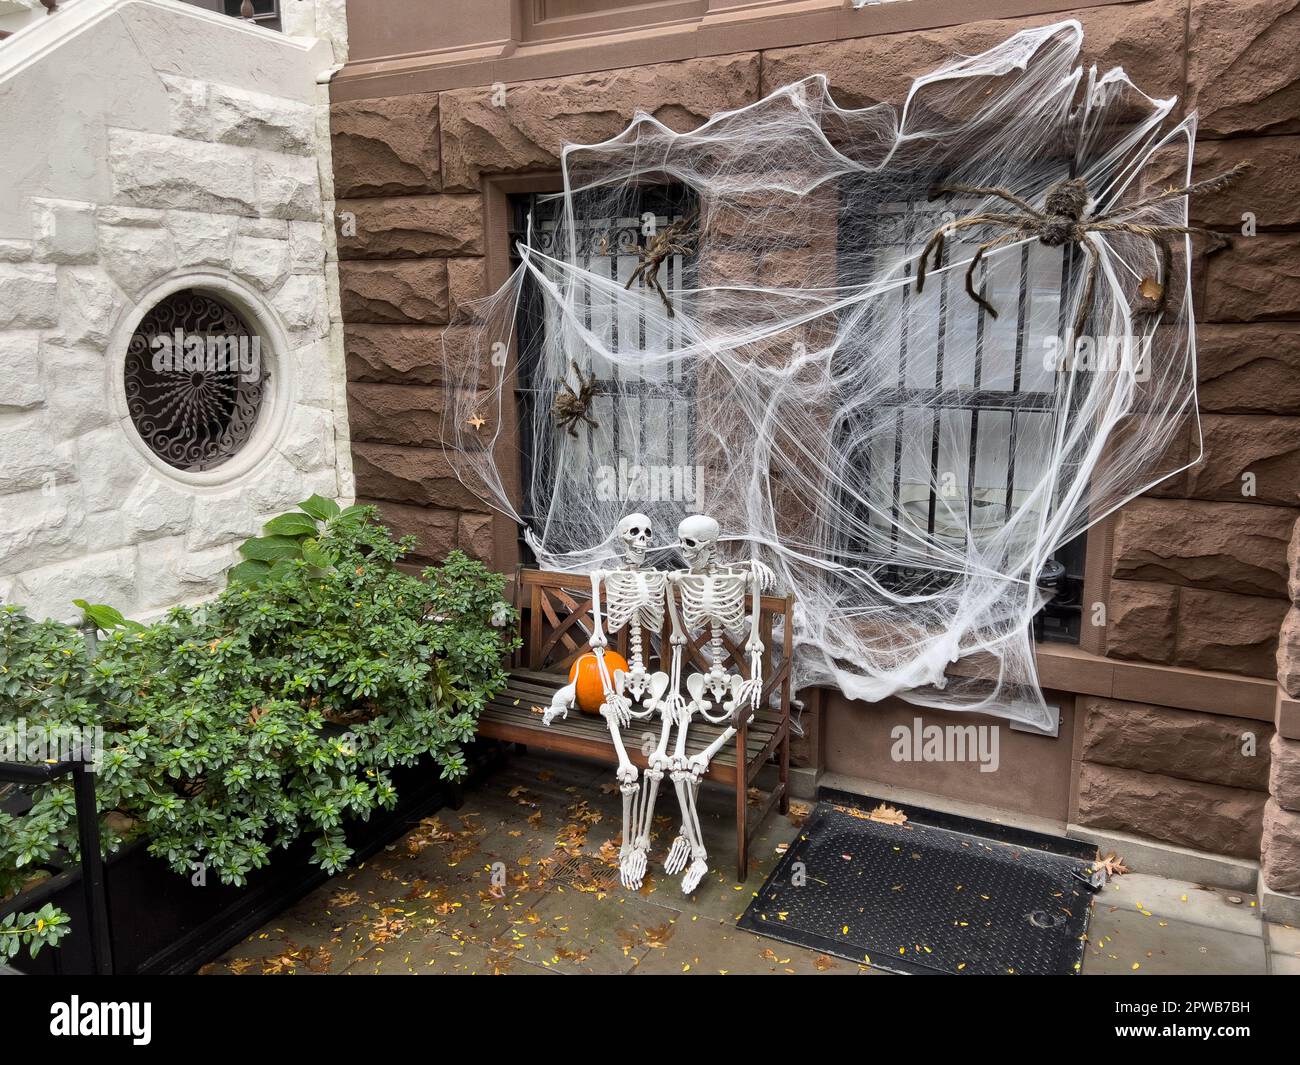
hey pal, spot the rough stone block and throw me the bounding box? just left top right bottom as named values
left=288, top=220, right=326, bottom=272
left=96, top=222, right=178, bottom=300
left=1187, top=0, right=1300, bottom=138
left=12, top=547, right=137, bottom=625
left=1105, top=579, right=1177, bottom=664
left=0, top=263, right=58, bottom=329
left=1204, top=234, right=1300, bottom=322
left=162, top=211, right=233, bottom=267
left=255, top=151, right=322, bottom=221
left=32, top=198, right=98, bottom=264
left=1278, top=606, right=1300, bottom=696
left=1269, top=732, right=1300, bottom=811
left=231, top=234, right=291, bottom=291
left=339, top=260, right=448, bottom=324
left=272, top=274, right=329, bottom=338
left=344, top=324, right=476, bottom=384
left=0, top=332, right=44, bottom=411
left=351, top=441, right=485, bottom=509
left=336, top=195, right=483, bottom=259
left=1261, top=798, right=1300, bottom=893
left=457, top=511, right=495, bottom=564
left=359, top=498, right=459, bottom=561
left=55, top=268, right=122, bottom=349
left=330, top=94, right=441, bottom=198
left=1187, top=414, right=1300, bottom=506
left=1112, top=497, right=1295, bottom=598
left=1080, top=696, right=1272, bottom=790
left=1176, top=586, right=1288, bottom=677
left=1076, top=761, right=1265, bottom=858
left=108, top=129, right=259, bottom=215
left=447, top=257, right=486, bottom=324
left=439, top=54, right=760, bottom=191
left=1197, top=324, right=1300, bottom=414
left=763, top=0, right=1185, bottom=108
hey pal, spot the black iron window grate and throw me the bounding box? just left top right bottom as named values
left=833, top=184, right=1086, bottom=642
left=508, top=187, right=698, bottom=560
left=123, top=289, right=269, bottom=473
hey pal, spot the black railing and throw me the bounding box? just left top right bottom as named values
left=0, top=757, right=113, bottom=974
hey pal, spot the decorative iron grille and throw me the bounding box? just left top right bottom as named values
left=833, top=179, right=1086, bottom=642
left=123, top=290, right=270, bottom=473
left=509, top=187, right=698, bottom=559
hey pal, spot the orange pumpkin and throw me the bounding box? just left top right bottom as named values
left=568, top=650, right=629, bottom=715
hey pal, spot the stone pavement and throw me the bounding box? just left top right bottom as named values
left=202, top=753, right=1299, bottom=976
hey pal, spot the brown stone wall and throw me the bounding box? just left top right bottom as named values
left=331, top=0, right=1300, bottom=865
left=330, top=58, right=761, bottom=566
left=1264, top=519, right=1300, bottom=891
left=1102, top=0, right=1300, bottom=682
left=1073, top=696, right=1271, bottom=856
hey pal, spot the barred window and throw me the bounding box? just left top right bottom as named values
left=833, top=179, right=1085, bottom=642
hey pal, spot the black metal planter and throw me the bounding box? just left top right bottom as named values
left=1, top=758, right=457, bottom=976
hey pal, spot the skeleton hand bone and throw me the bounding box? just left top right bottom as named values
left=725, top=675, right=760, bottom=726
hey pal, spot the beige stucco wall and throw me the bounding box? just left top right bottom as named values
left=0, top=0, right=353, bottom=622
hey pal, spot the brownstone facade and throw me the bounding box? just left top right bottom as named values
left=329, top=0, right=1300, bottom=882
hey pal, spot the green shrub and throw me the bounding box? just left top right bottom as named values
left=0, top=502, right=518, bottom=964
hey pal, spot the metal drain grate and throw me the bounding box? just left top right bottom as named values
left=547, top=854, right=621, bottom=892
left=739, top=796, right=1095, bottom=975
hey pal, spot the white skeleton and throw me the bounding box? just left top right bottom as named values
left=661, top=514, right=772, bottom=894
left=542, top=513, right=669, bottom=890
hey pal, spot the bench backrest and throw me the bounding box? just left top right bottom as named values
left=514, top=567, right=794, bottom=714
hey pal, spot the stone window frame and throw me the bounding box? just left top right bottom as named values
left=107, top=271, right=296, bottom=489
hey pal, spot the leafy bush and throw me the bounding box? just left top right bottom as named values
left=0, top=501, right=518, bottom=963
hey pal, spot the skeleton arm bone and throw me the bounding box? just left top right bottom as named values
left=587, top=569, right=632, bottom=725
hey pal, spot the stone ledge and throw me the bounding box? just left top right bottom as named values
left=1068, top=823, right=1260, bottom=893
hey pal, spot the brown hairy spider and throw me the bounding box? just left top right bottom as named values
left=915, top=161, right=1252, bottom=337
left=550, top=360, right=601, bottom=437
left=624, top=210, right=698, bottom=319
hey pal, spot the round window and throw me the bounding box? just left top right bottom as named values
left=123, top=290, right=271, bottom=472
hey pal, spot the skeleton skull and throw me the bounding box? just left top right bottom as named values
left=617, top=513, right=653, bottom=565
left=677, top=514, right=720, bottom=571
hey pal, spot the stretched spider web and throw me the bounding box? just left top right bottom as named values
left=442, top=20, right=1204, bottom=727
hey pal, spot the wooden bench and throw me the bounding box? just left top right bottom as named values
left=477, top=567, right=794, bottom=880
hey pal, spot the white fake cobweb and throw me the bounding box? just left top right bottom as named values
left=442, top=20, right=1205, bottom=728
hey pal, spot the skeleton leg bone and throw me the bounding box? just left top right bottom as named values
left=663, top=707, right=695, bottom=876
left=626, top=673, right=671, bottom=875
left=603, top=700, right=646, bottom=890
left=678, top=710, right=739, bottom=894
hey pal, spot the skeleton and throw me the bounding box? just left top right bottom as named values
left=660, top=514, right=772, bottom=894
left=542, top=514, right=669, bottom=889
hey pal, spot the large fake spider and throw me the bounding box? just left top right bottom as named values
left=549, top=360, right=601, bottom=437
left=624, top=210, right=698, bottom=319
left=915, top=162, right=1252, bottom=337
